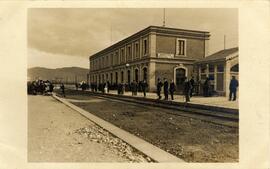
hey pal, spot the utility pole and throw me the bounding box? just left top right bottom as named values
left=163, top=8, right=166, bottom=27
left=110, top=22, right=113, bottom=45
left=224, top=35, right=226, bottom=50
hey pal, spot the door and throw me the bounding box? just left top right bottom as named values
left=175, top=68, right=186, bottom=92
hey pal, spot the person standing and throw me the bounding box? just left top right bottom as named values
left=106, top=81, right=110, bottom=93
left=134, top=81, right=138, bottom=96
left=141, top=79, right=148, bottom=97
left=169, top=80, right=176, bottom=100
left=229, top=76, right=239, bottom=101
left=60, top=83, right=65, bottom=97
left=163, top=78, right=169, bottom=100
left=131, top=81, right=135, bottom=96
left=131, top=80, right=138, bottom=96
left=203, top=77, right=210, bottom=97
left=49, top=82, right=54, bottom=93
left=189, top=76, right=195, bottom=98
left=184, top=77, right=191, bottom=102
left=156, top=78, right=163, bottom=99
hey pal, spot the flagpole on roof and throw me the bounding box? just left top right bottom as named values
left=163, top=8, right=166, bottom=27
left=224, top=35, right=226, bottom=50
left=110, top=22, right=112, bottom=45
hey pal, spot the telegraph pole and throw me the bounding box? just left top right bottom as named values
left=163, top=8, right=166, bottom=27
left=110, top=24, right=112, bottom=45
left=224, top=35, right=226, bottom=50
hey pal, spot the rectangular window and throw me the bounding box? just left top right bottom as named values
left=105, top=55, right=108, bottom=67
left=201, top=65, right=206, bottom=73
left=127, top=45, right=131, bottom=61
left=143, top=39, right=148, bottom=56
left=176, top=38, right=186, bottom=56
left=216, top=73, right=224, bottom=91
left=121, top=48, right=125, bottom=63
left=110, top=53, right=113, bottom=66
left=217, top=64, right=224, bottom=72
left=102, top=57, right=104, bottom=68
left=209, top=64, right=214, bottom=73
left=115, top=51, right=119, bottom=65
left=208, top=74, right=214, bottom=80
left=134, top=42, right=139, bottom=58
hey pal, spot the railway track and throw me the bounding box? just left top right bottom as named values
left=86, top=92, right=239, bottom=128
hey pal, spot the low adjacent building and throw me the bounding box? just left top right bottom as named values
left=195, top=47, right=239, bottom=96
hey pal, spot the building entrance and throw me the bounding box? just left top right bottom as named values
left=175, top=68, right=186, bottom=92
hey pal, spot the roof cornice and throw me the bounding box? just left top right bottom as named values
left=89, top=26, right=210, bottom=60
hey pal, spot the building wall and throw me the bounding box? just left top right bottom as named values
left=186, top=38, right=205, bottom=59
left=155, top=62, right=175, bottom=82
left=156, top=35, right=206, bottom=59
left=90, top=34, right=150, bottom=74
left=156, top=36, right=176, bottom=54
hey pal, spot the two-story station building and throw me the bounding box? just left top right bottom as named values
left=88, top=26, right=210, bottom=92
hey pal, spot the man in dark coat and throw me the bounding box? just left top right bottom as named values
left=229, top=76, right=239, bottom=101
left=141, top=80, right=148, bottom=97
left=203, top=77, right=210, bottom=97
left=169, top=80, right=176, bottom=100
left=60, top=83, right=65, bottom=97
left=189, top=76, right=195, bottom=98
left=131, top=80, right=138, bottom=96
left=134, top=81, right=138, bottom=96
left=184, top=77, right=191, bottom=102
left=156, top=78, right=163, bottom=99
left=49, top=82, right=54, bottom=93
left=163, top=78, right=169, bottom=100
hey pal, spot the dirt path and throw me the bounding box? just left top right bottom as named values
left=28, top=95, right=149, bottom=162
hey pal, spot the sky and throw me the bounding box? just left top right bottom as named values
left=27, top=8, right=238, bottom=69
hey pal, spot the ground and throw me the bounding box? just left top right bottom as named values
left=28, top=95, right=149, bottom=162
left=55, top=89, right=239, bottom=162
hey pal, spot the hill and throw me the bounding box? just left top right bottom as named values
left=28, top=67, right=89, bottom=83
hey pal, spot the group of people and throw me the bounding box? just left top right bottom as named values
left=130, top=80, right=148, bottom=97
left=27, top=79, right=54, bottom=95
left=74, top=75, right=238, bottom=102
left=156, top=76, right=195, bottom=103
left=90, top=81, right=110, bottom=93
left=89, top=80, right=149, bottom=97
left=75, top=81, right=89, bottom=91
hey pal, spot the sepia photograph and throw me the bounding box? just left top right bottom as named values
left=27, top=8, right=239, bottom=163
left=0, top=0, right=269, bottom=168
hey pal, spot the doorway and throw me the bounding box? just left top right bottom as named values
left=175, top=68, right=186, bottom=92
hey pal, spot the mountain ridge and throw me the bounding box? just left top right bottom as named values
left=28, top=66, right=89, bottom=83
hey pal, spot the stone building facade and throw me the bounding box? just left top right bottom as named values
left=88, top=26, right=210, bottom=92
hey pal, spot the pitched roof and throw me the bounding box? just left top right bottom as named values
left=197, top=47, right=238, bottom=63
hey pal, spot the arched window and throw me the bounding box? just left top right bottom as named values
left=143, top=67, right=147, bottom=81
left=121, top=71, right=124, bottom=83
left=127, top=70, right=131, bottom=84
left=115, top=72, right=118, bottom=84
left=135, top=69, right=139, bottom=82
left=110, top=73, right=113, bottom=84
left=230, top=64, right=239, bottom=72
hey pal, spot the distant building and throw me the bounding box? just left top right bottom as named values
left=88, top=26, right=210, bottom=92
